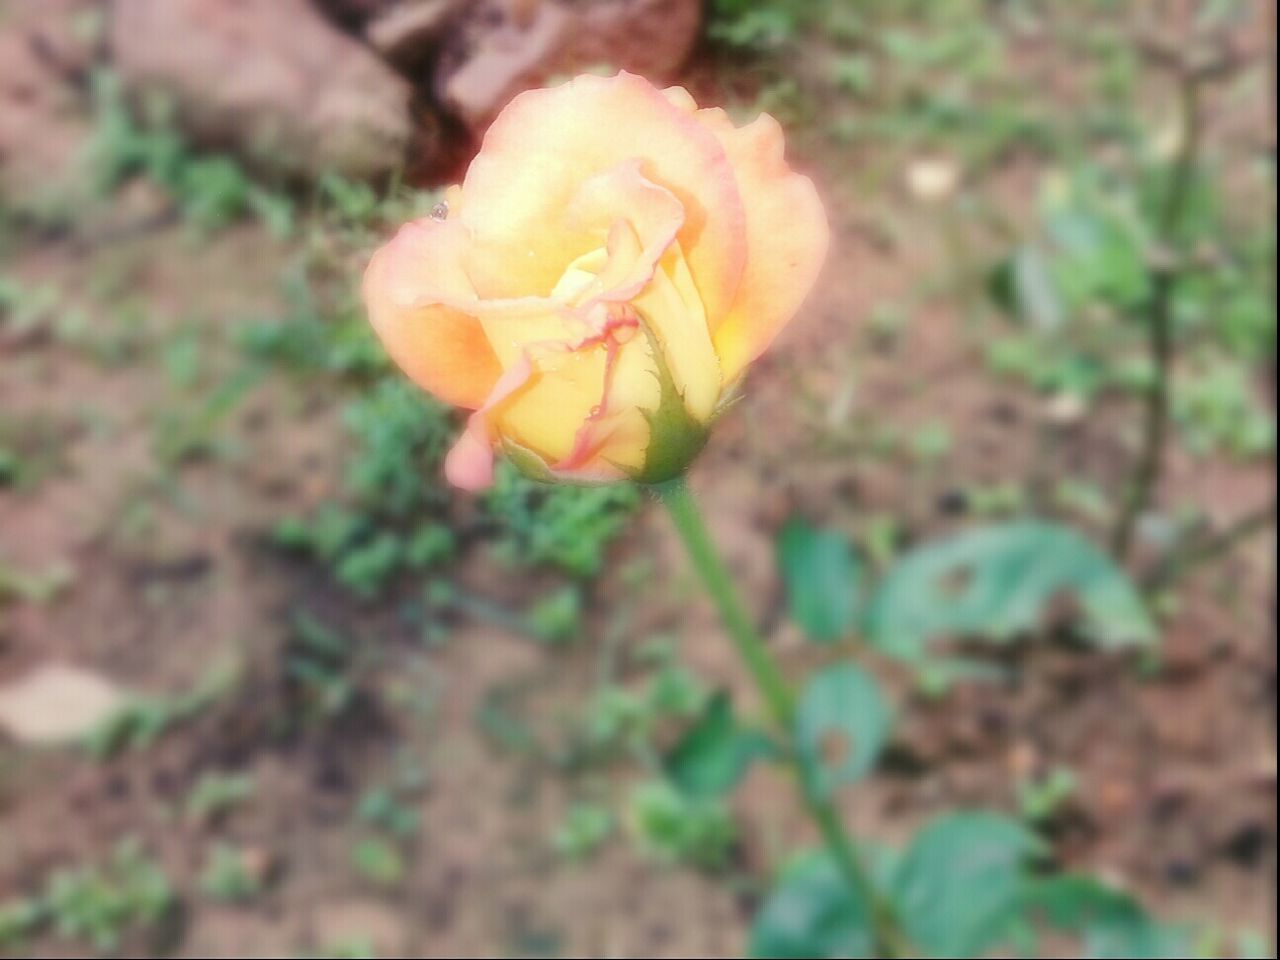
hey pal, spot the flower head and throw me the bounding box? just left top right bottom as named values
left=363, top=71, right=828, bottom=489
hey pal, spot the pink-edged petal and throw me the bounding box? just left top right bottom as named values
left=565, top=159, right=685, bottom=306
left=362, top=218, right=502, bottom=409
left=460, top=72, right=747, bottom=323
left=444, top=354, right=534, bottom=490
left=678, top=105, right=830, bottom=382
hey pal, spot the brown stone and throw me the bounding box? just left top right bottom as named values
left=366, top=0, right=466, bottom=74
left=0, top=0, right=103, bottom=214
left=111, top=0, right=415, bottom=181
left=437, top=0, right=702, bottom=134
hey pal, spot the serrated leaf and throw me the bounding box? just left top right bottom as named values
left=778, top=519, right=862, bottom=644
left=794, top=663, right=892, bottom=796
left=890, top=813, right=1043, bottom=958
left=664, top=691, right=778, bottom=798
left=865, top=521, right=1155, bottom=659
left=748, top=854, right=878, bottom=959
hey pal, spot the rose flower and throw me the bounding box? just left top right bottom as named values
left=363, top=71, right=828, bottom=489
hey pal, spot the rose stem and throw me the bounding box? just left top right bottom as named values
left=655, top=475, right=911, bottom=959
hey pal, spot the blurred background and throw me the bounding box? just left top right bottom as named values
left=0, top=1, right=1275, bottom=957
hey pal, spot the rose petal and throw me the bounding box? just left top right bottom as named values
left=632, top=242, right=721, bottom=421
left=362, top=219, right=502, bottom=409
left=444, top=354, right=534, bottom=490
left=461, top=72, right=747, bottom=324
left=668, top=100, right=830, bottom=383
left=564, top=159, right=685, bottom=306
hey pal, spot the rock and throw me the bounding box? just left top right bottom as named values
left=437, top=0, right=702, bottom=134
left=111, top=0, right=414, bottom=182
left=312, top=0, right=401, bottom=31
left=0, top=663, right=127, bottom=744
left=0, top=0, right=104, bottom=213
left=437, top=0, right=572, bottom=133
left=367, top=0, right=465, bottom=74
left=905, top=156, right=959, bottom=202
left=569, top=0, right=702, bottom=83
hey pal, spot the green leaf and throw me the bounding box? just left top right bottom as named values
left=794, top=664, right=892, bottom=796
left=1020, top=874, right=1197, bottom=958
left=865, top=521, right=1155, bottom=659
left=748, top=854, right=878, bottom=959
left=889, top=813, right=1043, bottom=958
left=778, top=519, right=862, bottom=644
left=664, top=691, right=778, bottom=798
left=350, top=838, right=405, bottom=888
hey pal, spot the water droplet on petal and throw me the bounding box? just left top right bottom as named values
left=429, top=201, right=449, bottom=221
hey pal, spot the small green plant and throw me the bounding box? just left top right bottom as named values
left=626, top=780, right=737, bottom=870
left=5, top=840, right=177, bottom=953
left=482, top=463, right=640, bottom=577
left=524, top=585, right=583, bottom=645
left=184, top=772, right=256, bottom=823
left=270, top=381, right=457, bottom=598
left=705, top=0, right=822, bottom=50
left=236, top=265, right=389, bottom=381
left=199, top=844, right=263, bottom=903
left=350, top=838, right=406, bottom=890
left=284, top=611, right=357, bottom=720
left=552, top=804, right=615, bottom=862
left=87, top=69, right=294, bottom=237
left=355, top=785, right=420, bottom=840
left=1017, top=767, right=1079, bottom=826
left=85, top=664, right=238, bottom=759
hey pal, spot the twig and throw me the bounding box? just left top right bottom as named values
left=1110, top=58, right=1204, bottom=560
left=1147, top=501, right=1278, bottom=591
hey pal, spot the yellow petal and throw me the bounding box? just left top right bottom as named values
left=633, top=242, right=721, bottom=421
left=460, top=72, right=747, bottom=323
left=672, top=105, right=830, bottom=383
left=362, top=218, right=502, bottom=409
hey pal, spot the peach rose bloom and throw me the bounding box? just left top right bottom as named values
left=363, top=72, right=828, bottom=490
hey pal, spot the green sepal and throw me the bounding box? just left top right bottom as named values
left=500, top=437, right=627, bottom=489
left=628, top=314, right=710, bottom=486
left=500, top=437, right=558, bottom=483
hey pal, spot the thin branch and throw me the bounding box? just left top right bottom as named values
left=1148, top=501, right=1278, bottom=591
left=1111, top=67, right=1203, bottom=560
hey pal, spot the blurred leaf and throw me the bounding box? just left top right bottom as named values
left=1014, top=245, right=1066, bottom=332
left=350, top=838, right=404, bottom=889
left=748, top=854, right=877, bottom=959
left=552, top=804, right=614, bottom=862
left=794, top=664, right=891, bottom=796
left=1041, top=176, right=1150, bottom=310
left=831, top=54, right=875, bottom=95
left=991, top=246, right=1065, bottom=332
left=664, top=691, right=778, bottom=798
left=626, top=780, right=736, bottom=869
left=778, top=519, right=861, bottom=643
left=1236, top=931, right=1275, bottom=959
left=865, top=521, right=1155, bottom=659
left=1017, top=766, right=1078, bottom=824
left=890, top=813, right=1043, bottom=958
left=525, top=586, right=582, bottom=645
left=1020, top=874, right=1197, bottom=958
left=708, top=1, right=797, bottom=50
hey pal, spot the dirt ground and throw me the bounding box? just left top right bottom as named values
left=1, top=5, right=1276, bottom=959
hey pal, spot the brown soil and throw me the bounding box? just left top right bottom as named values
left=1, top=6, right=1276, bottom=960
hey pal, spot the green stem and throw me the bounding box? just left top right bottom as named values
left=656, top=475, right=911, bottom=959
left=1111, top=69, right=1202, bottom=560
